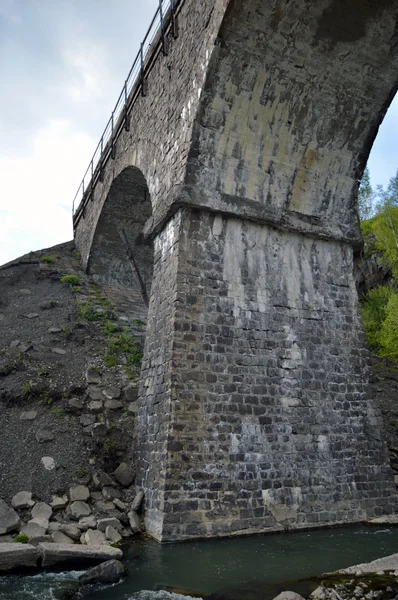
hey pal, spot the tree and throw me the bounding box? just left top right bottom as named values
left=358, top=167, right=374, bottom=220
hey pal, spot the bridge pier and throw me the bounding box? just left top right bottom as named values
left=137, top=206, right=396, bottom=541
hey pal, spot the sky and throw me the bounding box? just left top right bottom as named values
left=0, top=1, right=397, bottom=266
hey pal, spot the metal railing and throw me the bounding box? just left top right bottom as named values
left=72, top=0, right=182, bottom=225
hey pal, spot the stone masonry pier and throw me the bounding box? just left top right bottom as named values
left=75, top=0, right=398, bottom=540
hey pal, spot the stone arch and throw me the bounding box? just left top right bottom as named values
left=87, top=166, right=153, bottom=320
left=185, top=0, right=398, bottom=246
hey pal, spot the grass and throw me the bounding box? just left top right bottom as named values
left=60, top=274, right=80, bottom=288
left=13, top=533, right=29, bottom=544
left=41, top=256, right=54, bottom=264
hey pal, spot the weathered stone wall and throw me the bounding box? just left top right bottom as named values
left=138, top=209, right=397, bottom=540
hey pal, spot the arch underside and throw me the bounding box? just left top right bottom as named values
left=87, top=167, right=153, bottom=322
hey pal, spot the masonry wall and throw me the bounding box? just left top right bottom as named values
left=138, top=208, right=396, bottom=541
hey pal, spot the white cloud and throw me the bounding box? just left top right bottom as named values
left=62, top=40, right=112, bottom=106
left=0, top=119, right=95, bottom=265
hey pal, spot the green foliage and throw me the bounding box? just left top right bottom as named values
left=13, top=533, right=29, bottom=543
left=73, top=250, right=81, bottom=260
left=361, top=285, right=393, bottom=349
left=51, top=407, right=65, bottom=417
left=41, top=256, right=54, bottom=264
left=61, top=325, right=72, bottom=337
left=47, top=298, right=57, bottom=308
left=106, top=331, right=143, bottom=367
left=71, top=468, right=88, bottom=479
left=379, top=293, right=398, bottom=361
left=60, top=274, right=80, bottom=288
left=104, top=354, right=118, bottom=368
left=78, top=300, right=110, bottom=322
left=104, top=437, right=116, bottom=453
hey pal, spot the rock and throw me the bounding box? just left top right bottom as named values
left=105, top=400, right=123, bottom=410
left=0, top=543, right=37, bottom=571
left=127, top=402, right=137, bottom=413
left=68, top=398, right=84, bottom=411
left=273, top=593, right=306, bottom=600
left=48, top=522, right=62, bottom=532
left=92, top=423, right=107, bottom=441
left=105, top=525, right=122, bottom=544
left=48, top=327, right=62, bottom=333
left=95, top=501, right=116, bottom=513
left=52, top=531, right=74, bottom=544
left=28, top=535, right=52, bottom=546
left=92, top=471, right=116, bottom=488
left=19, top=411, right=37, bottom=421
left=366, top=514, right=398, bottom=525
left=329, top=552, right=398, bottom=576
left=38, top=542, right=122, bottom=568
left=35, top=427, right=55, bottom=443
left=114, top=462, right=135, bottom=487
left=78, top=516, right=97, bottom=531
left=97, top=518, right=122, bottom=533
left=84, top=528, right=106, bottom=546
left=25, top=313, right=39, bottom=319
left=131, top=489, right=144, bottom=511
left=102, top=486, right=121, bottom=500
left=0, top=499, right=20, bottom=534
left=113, top=498, right=126, bottom=511
left=127, top=511, right=141, bottom=534
left=0, top=535, right=13, bottom=543
left=85, top=367, right=101, bottom=384
left=80, top=414, right=96, bottom=426
left=21, top=522, right=47, bottom=538
left=88, top=400, right=103, bottom=413
left=88, top=387, right=103, bottom=401
left=32, top=502, right=52, bottom=522
left=102, top=386, right=121, bottom=399
left=41, top=456, right=55, bottom=470
left=19, top=289, right=31, bottom=295
left=91, top=491, right=103, bottom=501
left=11, top=491, right=35, bottom=509
left=59, top=524, right=81, bottom=541
left=78, top=559, right=125, bottom=585
left=70, top=485, right=90, bottom=502
left=50, top=495, right=68, bottom=510
left=124, top=386, right=138, bottom=402
left=51, top=347, right=66, bottom=354
left=69, top=501, right=91, bottom=520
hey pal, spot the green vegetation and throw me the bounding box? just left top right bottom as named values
left=13, top=533, right=29, bottom=544
left=41, top=255, right=54, bottom=264
left=60, top=274, right=80, bottom=288
left=71, top=468, right=89, bottom=479
left=359, top=167, right=398, bottom=362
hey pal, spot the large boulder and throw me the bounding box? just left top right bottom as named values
left=128, top=510, right=141, bottom=534
left=69, top=501, right=91, bottom=520
left=114, top=463, right=134, bottom=487
left=0, top=500, right=20, bottom=534
left=78, top=559, right=125, bottom=585
left=272, top=593, right=306, bottom=600
left=0, top=543, right=37, bottom=571
left=38, top=542, right=122, bottom=568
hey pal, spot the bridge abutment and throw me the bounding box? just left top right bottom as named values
left=137, top=206, right=396, bottom=541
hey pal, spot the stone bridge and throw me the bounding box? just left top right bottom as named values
left=74, top=0, right=398, bottom=541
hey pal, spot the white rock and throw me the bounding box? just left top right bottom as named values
left=50, top=495, right=68, bottom=510
left=78, top=516, right=97, bottom=531
left=41, top=457, right=56, bottom=470
left=69, top=485, right=90, bottom=502
left=0, top=543, right=37, bottom=571
left=69, top=501, right=91, bottom=520
left=84, top=528, right=106, bottom=546
left=97, top=518, right=122, bottom=533
left=59, top=524, right=81, bottom=541
left=21, top=522, right=47, bottom=538
left=127, top=511, right=141, bottom=534
left=31, top=502, right=52, bottom=522
left=105, top=525, right=122, bottom=544
left=11, top=491, right=35, bottom=510
left=51, top=531, right=74, bottom=544
left=38, top=542, right=122, bottom=567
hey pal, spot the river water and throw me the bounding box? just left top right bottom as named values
left=0, top=525, right=397, bottom=600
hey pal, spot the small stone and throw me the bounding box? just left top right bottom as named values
left=88, top=387, right=103, bottom=400
left=48, top=522, right=62, bottom=532
left=95, top=501, right=116, bottom=513
left=92, top=423, right=107, bottom=441
left=78, top=559, right=125, bottom=585
left=105, top=525, right=122, bottom=544
left=78, top=516, right=97, bottom=531
left=35, top=428, right=54, bottom=443
left=48, top=327, right=62, bottom=333
left=90, top=491, right=103, bottom=501
left=102, top=486, right=121, bottom=501
left=21, top=522, right=46, bottom=538
left=84, top=528, right=106, bottom=546
left=70, top=485, right=90, bottom=502
left=85, top=367, right=101, bottom=384
left=11, top=491, right=35, bottom=509
left=113, top=499, right=126, bottom=511
left=19, top=289, right=31, bottom=295
left=127, top=511, right=141, bottom=534
left=79, top=414, right=96, bottom=426
left=50, top=495, right=68, bottom=510
left=68, top=398, right=84, bottom=411
left=10, top=340, right=20, bottom=348
left=97, top=518, right=122, bottom=533
left=88, top=400, right=103, bottom=413
left=105, top=400, right=123, bottom=410
left=25, top=313, right=39, bottom=319
left=19, top=344, right=31, bottom=353
left=59, top=524, right=81, bottom=541
left=69, top=501, right=91, bottom=520
left=51, top=347, right=66, bottom=355
left=52, top=531, right=74, bottom=544
left=20, top=410, right=37, bottom=421
left=0, top=500, right=20, bottom=534
left=131, top=489, right=144, bottom=512
left=92, top=471, right=116, bottom=489
left=102, top=386, right=121, bottom=400
left=41, top=456, right=55, bottom=470
left=127, top=402, right=137, bottom=413
left=114, top=463, right=134, bottom=488
left=32, top=502, right=52, bottom=522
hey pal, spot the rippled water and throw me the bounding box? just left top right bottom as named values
left=0, top=525, right=397, bottom=600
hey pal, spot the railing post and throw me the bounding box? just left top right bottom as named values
left=140, top=43, right=147, bottom=96
left=99, top=137, right=104, bottom=182
left=111, top=112, right=116, bottom=159
left=124, top=82, right=130, bottom=132
left=170, top=0, right=179, bottom=39
left=90, top=161, right=94, bottom=200
left=82, top=180, right=86, bottom=218
left=159, top=0, right=169, bottom=55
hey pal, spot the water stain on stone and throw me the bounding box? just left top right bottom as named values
left=315, top=0, right=393, bottom=46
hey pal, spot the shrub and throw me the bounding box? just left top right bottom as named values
left=60, top=274, right=80, bottom=287
left=41, top=256, right=54, bottom=264
left=13, top=533, right=29, bottom=543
